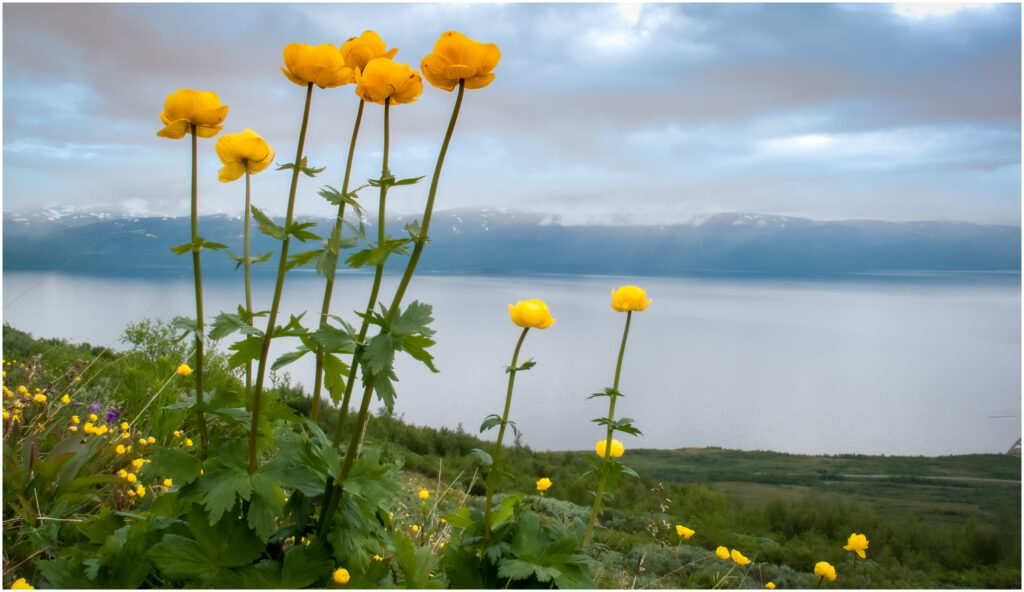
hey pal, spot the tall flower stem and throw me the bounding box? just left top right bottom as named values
left=582, top=310, right=632, bottom=548
left=311, top=99, right=365, bottom=423
left=248, top=82, right=314, bottom=474
left=189, top=123, right=209, bottom=460
left=243, top=165, right=253, bottom=400
left=318, top=81, right=466, bottom=537
left=484, top=326, right=529, bottom=537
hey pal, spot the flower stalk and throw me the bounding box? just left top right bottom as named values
left=582, top=310, right=632, bottom=548
left=484, top=326, right=529, bottom=536
left=248, top=82, right=314, bottom=474
left=189, top=124, right=209, bottom=460
left=318, top=80, right=465, bottom=537
left=243, top=164, right=253, bottom=397
left=311, top=99, right=365, bottom=422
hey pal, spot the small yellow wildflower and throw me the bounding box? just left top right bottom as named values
left=675, top=525, right=695, bottom=539
left=147, top=436, right=156, bottom=445
left=118, top=469, right=128, bottom=479
left=536, top=477, right=552, bottom=492
left=18, top=385, right=28, bottom=395
left=126, top=473, right=137, bottom=483
left=185, top=438, right=193, bottom=447
left=132, top=458, right=145, bottom=471
left=595, top=439, right=625, bottom=458
left=163, top=479, right=173, bottom=487
left=173, top=430, right=182, bottom=438
left=814, top=561, right=837, bottom=582
left=69, top=425, right=78, bottom=432
left=373, top=554, right=383, bottom=562
left=2, top=411, right=9, bottom=420
left=731, top=549, right=751, bottom=566
left=10, top=577, right=34, bottom=589
left=419, top=489, right=430, bottom=500
left=766, top=583, right=775, bottom=590
left=127, top=489, right=136, bottom=497
left=75, top=377, right=82, bottom=382
left=411, top=524, right=420, bottom=533
left=33, top=394, right=46, bottom=403
left=61, top=394, right=70, bottom=404
left=121, top=422, right=130, bottom=431
left=83, top=422, right=95, bottom=434
left=332, top=568, right=350, bottom=585
left=115, top=444, right=126, bottom=455
left=176, top=364, right=192, bottom=376
left=139, top=438, right=148, bottom=446
left=716, top=546, right=730, bottom=560
left=136, top=485, right=146, bottom=498
left=122, top=432, right=130, bottom=439
left=843, top=533, right=869, bottom=559
left=72, top=415, right=80, bottom=424
left=88, top=413, right=97, bottom=422
left=95, top=425, right=108, bottom=436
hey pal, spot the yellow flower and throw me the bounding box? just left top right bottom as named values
left=536, top=477, right=552, bottom=492
left=176, top=364, right=192, bottom=376
left=147, top=436, right=156, bottom=445
left=33, top=394, right=46, bottom=403
left=10, top=577, right=33, bottom=589
left=185, top=438, right=193, bottom=447
left=715, top=546, right=730, bottom=560
left=162, top=478, right=172, bottom=488
left=132, top=458, right=145, bottom=471
left=127, top=489, right=136, bottom=497
left=118, top=469, right=128, bottom=479
left=418, top=489, right=430, bottom=500
left=281, top=43, right=353, bottom=88
left=75, top=376, right=82, bottom=382
left=157, top=89, right=229, bottom=139
left=173, top=430, right=182, bottom=438
left=96, top=425, right=108, bottom=436
left=508, top=300, right=556, bottom=329
left=675, top=525, right=695, bottom=539
left=17, top=386, right=28, bottom=395
left=61, top=394, right=70, bottom=404
left=341, top=31, right=398, bottom=74
left=121, top=422, right=130, bottom=431
left=2, top=411, right=9, bottom=420
left=421, top=31, right=501, bottom=91
left=122, top=432, right=131, bottom=440
left=83, top=422, right=95, bottom=435
left=843, top=532, right=869, bottom=559
left=731, top=549, right=751, bottom=566
left=373, top=553, right=383, bottom=561
left=115, top=444, right=126, bottom=455
left=136, top=485, right=146, bottom=498
left=139, top=438, right=148, bottom=446
left=68, top=425, right=77, bottom=432
left=595, top=439, right=625, bottom=459
left=332, top=568, right=350, bottom=585
left=354, top=58, right=422, bottom=105
left=411, top=524, right=420, bottom=533
left=611, top=286, right=651, bottom=312
left=72, top=415, right=80, bottom=424
left=88, top=413, right=98, bottom=422
left=126, top=473, right=137, bottom=483
left=215, top=129, right=275, bottom=183
left=814, top=561, right=837, bottom=582
left=766, top=583, right=775, bottom=589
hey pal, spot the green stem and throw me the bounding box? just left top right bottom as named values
left=311, top=99, right=365, bottom=423
left=189, top=123, right=208, bottom=460
left=243, top=165, right=253, bottom=404
left=318, top=81, right=466, bottom=537
left=248, top=82, right=314, bottom=475
left=484, top=327, right=529, bottom=536
left=582, top=310, right=632, bottom=548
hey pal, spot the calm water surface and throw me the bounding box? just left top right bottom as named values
left=2, top=271, right=1020, bottom=456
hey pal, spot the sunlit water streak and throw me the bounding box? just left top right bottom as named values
left=2, top=271, right=1019, bottom=456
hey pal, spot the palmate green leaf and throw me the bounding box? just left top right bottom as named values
left=272, top=347, right=309, bottom=371
left=199, top=467, right=252, bottom=522
left=187, top=506, right=264, bottom=568
left=141, top=448, right=202, bottom=487
left=227, top=250, right=273, bottom=271
left=363, top=332, right=395, bottom=376
left=399, top=333, right=438, bottom=373
left=391, top=530, right=444, bottom=589
left=368, top=174, right=425, bottom=189
left=587, top=387, right=623, bottom=400
left=479, top=414, right=503, bottom=433
left=149, top=534, right=218, bottom=578
left=312, top=320, right=358, bottom=353
left=391, top=300, right=435, bottom=337
left=286, top=220, right=320, bottom=242
left=281, top=544, right=334, bottom=589
left=270, top=313, right=308, bottom=339
left=345, top=237, right=412, bottom=268
left=248, top=471, right=282, bottom=540
left=322, top=353, right=349, bottom=403
left=170, top=236, right=229, bottom=256
left=470, top=448, right=493, bottom=468
left=277, top=156, right=325, bottom=177
left=591, top=416, right=643, bottom=437
left=318, top=183, right=367, bottom=216
left=371, top=369, right=397, bottom=411
left=209, top=310, right=264, bottom=340
left=170, top=316, right=198, bottom=342
left=228, top=335, right=263, bottom=370
left=251, top=206, right=286, bottom=240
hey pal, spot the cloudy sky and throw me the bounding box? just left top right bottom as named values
left=2, top=2, right=1020, bottom=225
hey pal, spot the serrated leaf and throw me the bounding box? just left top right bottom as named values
left=362, top=332, right=395, bottom=376
left=322, top=353, right=349, bottom=403
left=251, top=206, right=286, bottom=240
left=149, top=534, right=217, bottom=578
left=277, top=156, right=325, bottom=178
left=312, top=322, right=358, bottom=353
left=345, top=237, right=411, bottom=268
left=187, top=506, right=264, bottom=568
left=200, top=468, right=252, bottom=522
left=170, top=241, right=195, bottom=255
left=470, top=448, right=493, bottom=468
left=286, top=220, right=320, bottom=243
left=170, top=316, right=198, bottom=342
left=272, top=348, right=309, bottom=371
left=280, top=544, right=333, bottom=589
left=203, top=241, right=228, bottom=250
left=398, top=333, right=437, bottom=373
left=440, top=507, right=473, bottom=529
left=209, top=311, right=263, bottom=340
left=141, top=448, right=202, bottom=487
left=270, top=313, right=308, bottom=339
left=248, top=472, right=280, bottom=540
left=228, top=336, right=263, bottom=370
left=479, top=414, right=503, bottom=433
left=587, top=387, right=622, bottom=400
left=391, top=300, right=435, bottom=337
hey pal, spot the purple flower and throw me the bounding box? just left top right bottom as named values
left=89, top=401, right=101, bottom=414
left=106, top=409, right=119, bottom=423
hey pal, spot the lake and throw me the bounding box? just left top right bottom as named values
left=2, top=270, right=1020, bottom=456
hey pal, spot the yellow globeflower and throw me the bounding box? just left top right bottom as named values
left=814, top=561, right=837, bottom=582
left=281, top=43, right=353, bottom=88
left=136, top=485, right=146, bottom=498
left=88, top=413, right=98, bottom=422
left=715, top=546, right=730, bottom=560
left=157, top=89, right=229, bottom=139
left=843, top=532, right=869, bottom=559
left=610, top=286, right=651, bottom=312
left=185, top=438, right=193, bottom=447
left=115, top=444, right=126, bottom=455
left=418, top=489, right=430, bottom=500
left=83, top=422, right=95, bottom=435
left=332, top=568, right=350, bottom=585
left=10, top=577, right=33, bottom=589
left=33, top=394, right=46, bottom=403
left=147, top=436, right=156, bottom=445
left=372, top=554, right=383, bottom=562
left=341, top=31, right=398, bottom=73
left=71, top=415, right=80, bottom=424
left=215, top=129, right=275, bottom=183
left=595, top=439, right=625, bottom=459
left=411, top=524, right=420, bottom=533
left=354, top=58, right=422, bottom=105
left=121, top=422, right=130, bottom=431
left=508, top=300, right=555, bottom=329
left=421, top=31, right=501, bottom=91
left=731, top=548, right=751, bottom=566
left=61, top=394, right=70, bottom=404
left=118, top=469, right=128, bottom=479
left=2, top=411, right=9, bottom=420
left=132, top=458, right=146, bottom=471
left=766, top=583, right=775, bottom=589
left=176, top=364, right=192, bottom=376
left=126, top=473, right=137, bottom=483
left=17, top=386, right=28, bottom=395
left=675, top=524, right=695, bottom=539
left=536, top=477, right=552, bottom=492
left=163, top=479, right=173, bottom=487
